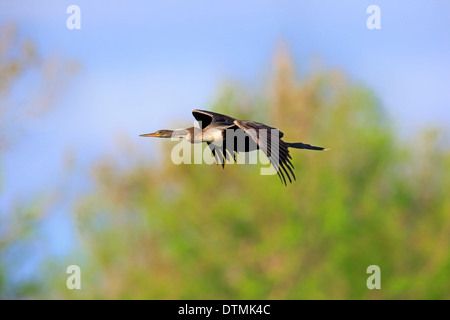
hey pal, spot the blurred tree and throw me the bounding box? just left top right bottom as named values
left=1, top=24, right=448, bottom=299
left=52, top=47, right=449, bottom=299
left=0, top=23, right=78, bottom=298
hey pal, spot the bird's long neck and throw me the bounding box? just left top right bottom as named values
left=171, top=127, right=211, bottom=143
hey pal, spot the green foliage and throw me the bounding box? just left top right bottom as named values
left=0, top=23, right=77, bottom=298
left=63, top=51, right=450, bottom=299
left=1, top=26, right=448, bottom=298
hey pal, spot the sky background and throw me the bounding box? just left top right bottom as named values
left=1, top=0, right=449, bottom=281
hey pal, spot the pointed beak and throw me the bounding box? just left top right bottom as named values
left=140, top=132, right=159, bottom=137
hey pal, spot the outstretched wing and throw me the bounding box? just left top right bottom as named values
left=207, top=140, right=236, bottom=168
left=233, top=120, right=295, bottom=185
left=193, top=109, right=237, bottom=167
left=192, top=109, right=236, bottom=130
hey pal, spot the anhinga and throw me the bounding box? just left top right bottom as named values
left=140, top=109, right=327, bottom=185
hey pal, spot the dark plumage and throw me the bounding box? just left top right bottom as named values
left=140, top=109, right=327, bottom=185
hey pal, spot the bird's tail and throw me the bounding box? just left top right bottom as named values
left=285, top=142, right=328, bottom=151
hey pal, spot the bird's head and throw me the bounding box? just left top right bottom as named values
left=140, top=130, right=173, bottom=138
left=140, top=129, right=189, bottom=139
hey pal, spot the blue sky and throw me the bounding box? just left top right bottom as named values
left=1, top=0, right=450, bottom=277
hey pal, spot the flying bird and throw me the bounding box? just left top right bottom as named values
left=140, top=109, right=327, bottom=185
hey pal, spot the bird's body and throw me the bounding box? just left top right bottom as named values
left=140, top=109, right=327, bottom=185
left=197, top=126, right=224, bottom=143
